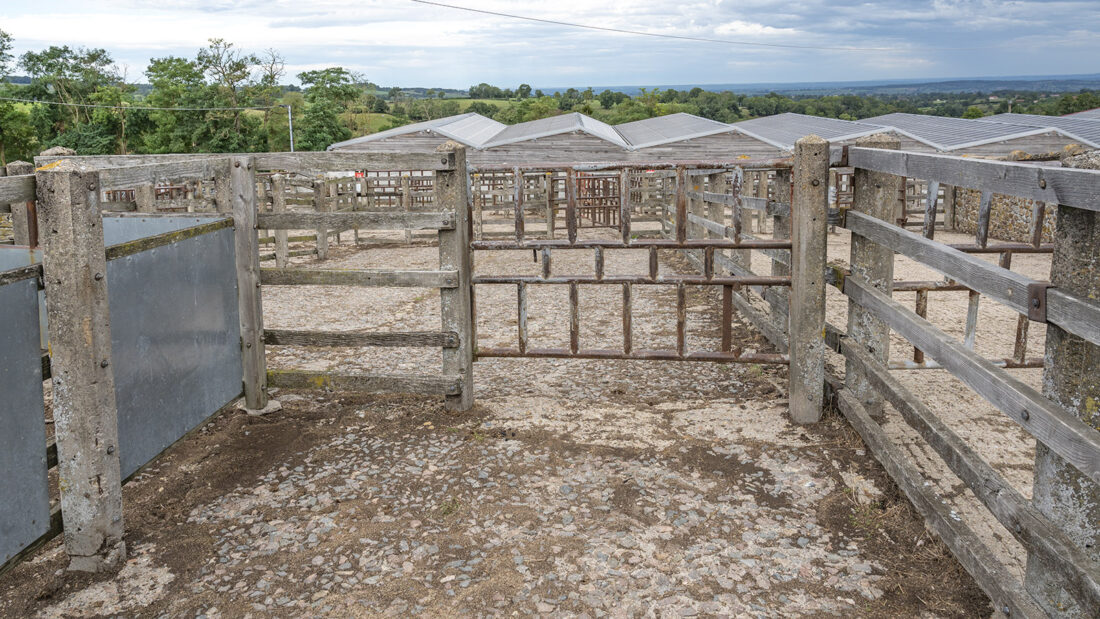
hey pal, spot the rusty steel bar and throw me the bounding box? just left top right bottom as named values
left=476, top=347, right=789, bottom=364
left=947, top=242, right=1052, bottom=254
left=470, top=238, right=792, bottom=251
left=922, top=180, right=939, bottom=240
left=568, top=282, right=579, bottom=354
left=622, top=283, right=633, bottom=355
left=541, top=247, right=551, bottom=279
left=703, top=246, right=714, bottom=280
left=976, top=190, right=992, bottom=248
left=594, top=246, right=604, bottom=280
left=472, top=275, right=790, bottom=287
left=1013, top=314, right=1031, bottom=365
left=1030, top=201, right=1046, bottom=248
left=892, top=280, right=972, bottom=292
left=648, top=246, right=659, bottom=279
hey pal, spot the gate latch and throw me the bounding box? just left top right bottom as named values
left=1027, top=282, right=1053, bottom=323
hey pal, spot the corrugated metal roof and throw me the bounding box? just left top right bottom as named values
left=1067, top=107, right=1100, bottom=119
left=326, top=113, right=506, bottom=150
left=615, top=113, right=733, bottom=149
left=979, top=113, right=1100, bottom=148
left=733, top=113, right=883, bottom=151
left=481, top=112, right=629, bottom=148
left=860, top=112, right=1080, bottom=151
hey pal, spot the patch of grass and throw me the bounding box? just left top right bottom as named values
left=438, top=498, right=462, bottom=517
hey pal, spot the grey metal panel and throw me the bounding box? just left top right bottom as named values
left=0, top=273, right=50, bottom=564
left=483, top=113, right=629, bottom=148
left=106, top=226, right=243, bottom=477
left=860, top=112, right=1068, bottom=151
left=979, top=113, right=1100, bottom=148
left=103, top=215, right=222, bottom=246
left=0, top=247, right=47, bottom=349
left=615, top=113, right=732, bottom=149
left=734, top=113, right=883, bottom=150
left=1067, top=108, right=1100, bottom=119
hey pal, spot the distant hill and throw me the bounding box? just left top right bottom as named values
left=540, top=73, right=1100, bottom=97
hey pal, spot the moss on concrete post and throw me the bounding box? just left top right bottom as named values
left=1024, top=152, right=1100, bottom=617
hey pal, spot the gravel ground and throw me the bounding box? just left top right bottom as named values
left=0, top=223, right=990, bottom=617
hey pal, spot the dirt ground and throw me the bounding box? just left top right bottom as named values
left=0, top=218, right=999, bottom=617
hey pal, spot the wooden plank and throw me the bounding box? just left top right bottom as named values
left=0, top=174, right=35, bottom=205
left=848, top=147, right=1100, bottom=212
left=845, top=210, right=1100, bottom=347
left=254, top=151, right=456, bottom=173
left=312, top=179, right=329, bottom=261
left=922, top=180, right=939, bottom=240
left=266, top=370, right=462, bottom=396
left=789, top=136, right=828, bottom=423
left=96, top=157, right=225, bottom=190
left=436, top=144, right=474, bottom=411
left=517, top=282, right=528, bottom=354
left=257, top=211, right=454, bottom=231
left=35, top=162, right=126, bottom=572
left=835, top=333, right=1100, bottom=611
left=835, top=389, right=1046, bottom=619
left=263, top=328, right=458, bottom=348
left=844, top=276, right=1100, bottom=486
left=569, top=282, right=580, bottom=354
left=230, top=156, right=268, bottom=410
left=270, top=174, right=289, bottom=268
left=260, top=268, right=458, bottom=288
left=622, top=282, right=632, bottom=355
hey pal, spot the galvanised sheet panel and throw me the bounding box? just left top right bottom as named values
left=0, top=273, right=50, bottom=564
left=106, top=225, right=242, bottom=477
left=0, top=247, right=46, bottom=349
left=103, top=215, right=223, bottom=247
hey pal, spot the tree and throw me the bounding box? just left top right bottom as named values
left=197, top=38, right=257, bottom=142
left=388, top=87, right=402, bottom=101
left=0, top=28, right=12, bottom=78
left=255, top=49, right=286, bottom=150
left=297, top=67, right=360, bottom=150
left=142, top=56, right=208, bottom=153
left=962, top=106, right=985, bottom=119
left=517, top=83, right=531, bottom=99
left=467, top=101, right=498, bottom=116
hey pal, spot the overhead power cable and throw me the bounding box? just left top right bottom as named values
left=0, top=95, right=286, bottom=112
left=408, top=0, right=997, bottom=52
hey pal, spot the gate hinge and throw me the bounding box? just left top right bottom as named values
left=1027, top=282, right=1053, bottom=323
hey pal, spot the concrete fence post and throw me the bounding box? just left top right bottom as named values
left=436, top=144, right=474, bottom=411
left=35, top=161, right=126, bottom=572
left=230, top=156, right=268, bottom=411
left=1024, top=153, right=1100, bottom=617
left=769, top=167, right=792, bottom=329
left=788, top=136, right=829, bottom=424
left=134, top=183, right=155, bottom=213
left=846, top=133, right=902, bottom=417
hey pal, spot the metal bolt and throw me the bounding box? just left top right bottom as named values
left=234, top=161, right=241, bottom=168
left=88, top=184, right=96, bottom=191
left=811, top=179, right=820, bottom=187
left=1022, top=410, right=1030, bottom=421
left=94, top=273, right=103, bottom=281
left=1003, top=606, right=1011, bottom=615
left=106, top=445, right=115, bottom=455
left=246, top=342, right=252, bottom=348
left=1038, top=178, right=1046, bottom=189
left=100, top=359, right=109, bottom=368
left=1032, top=298, right=1040, bottom=308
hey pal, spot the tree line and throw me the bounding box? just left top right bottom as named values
left=1, top=29, right=1097, bottom=165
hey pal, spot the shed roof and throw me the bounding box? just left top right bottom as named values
left=861, top=112, right=1085, bottom=151
left=732, top=113, right=883, bottom=150
left=615, top=113, right=735, bottom=149
left=978, top=113, right=1100, bottom=148
left=326, top=112, right=506, bottom=150
left=481, top=112, right=629, bottom=148
left=1067, top=107, right=1100, bottom=120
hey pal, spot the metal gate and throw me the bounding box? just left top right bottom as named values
left=469, top=164, right=791, bottom=364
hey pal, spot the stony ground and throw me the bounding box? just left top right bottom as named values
left=1, top=223, right=991, bottom=617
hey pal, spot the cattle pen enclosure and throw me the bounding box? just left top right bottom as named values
left=1, top=140, right=1099, bottom=617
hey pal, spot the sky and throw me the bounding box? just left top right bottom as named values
left=1, top=0, right=1098, bottom=89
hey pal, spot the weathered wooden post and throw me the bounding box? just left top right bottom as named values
left=312, top=178, right=329, bottom=260
left=436, top=144, right=474, bottom=411
left=846, top=133, right=902, bottom=417
left=35, top=161, right=126, bottom=572
left=788, top=136, right=828, bottom=424
left=1024, top=153, right=1100, bottom=617
left=942, top=185, right=956, bottom=231
left=544, top=172, right=554, bottom=239
left=230, top=156, right=268, bottom=411
left=271, top=174, right=289, bottom=268
left=401, top=175, right=413, bottom=244
left=7, top=161, right=36, bottom=246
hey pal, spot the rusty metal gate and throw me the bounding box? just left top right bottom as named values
left=468, top=165, right=791, bottom=364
